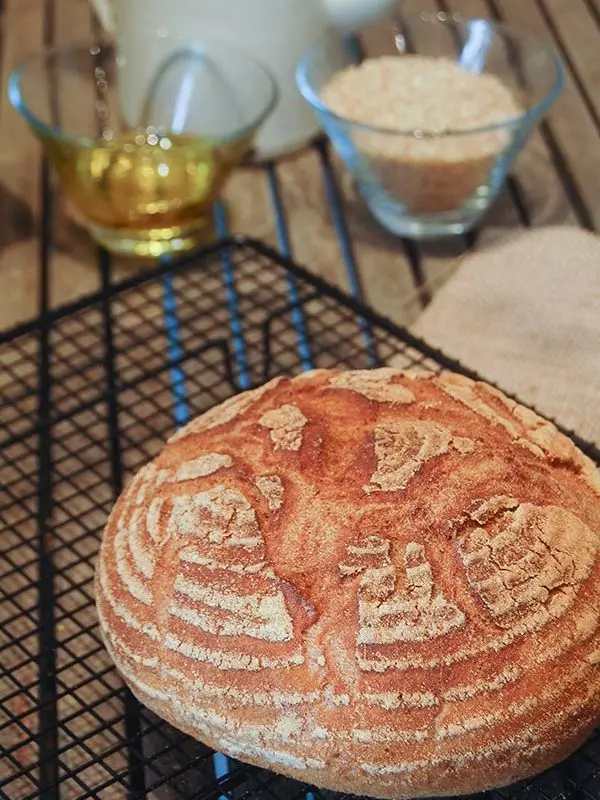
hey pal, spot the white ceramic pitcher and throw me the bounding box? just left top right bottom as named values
left=90, top=0, right=393, bottom=157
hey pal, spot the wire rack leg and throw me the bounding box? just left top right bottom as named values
left=265, top=162, right=315, bottom=372
left=36, top=157, right=59, bottom=800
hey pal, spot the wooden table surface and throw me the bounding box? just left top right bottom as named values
left=0, top=0, right=599, bottom=333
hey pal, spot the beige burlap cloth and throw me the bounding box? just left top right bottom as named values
left=408, top=226, right=600, bottom=448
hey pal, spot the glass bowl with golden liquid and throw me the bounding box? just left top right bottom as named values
left=9, top=37, right=278, bottom=257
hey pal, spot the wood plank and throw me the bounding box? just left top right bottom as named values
left=441, top=0, right=577, bottom=229
left=494, top=0, right=600, bottom=229
left=402, top=0, right=525, bottom=249
left=538, top=0, right=600, bottom=128
left=227, top=142, right=421, bottom=327
left=426, top=0, right=574, bottom=233
left=358, top=0, right=473, bottom=291
left=286, top=149, right=419, bottom=323
left=225, top=136, right=421, bottom=326
left=0, top=8, right=46, bottom=791
left=279, top=148, right=354, bottom=292
left=227, top=163, right=277, bottom=247
left=0, top=0, right=103, bottom=329
left=0, top=0, right=46, bottom=328
left=329, top=162, right=430, bottom=325
left=50, top=0, right=105, bottom=303
left=584, top=0, right=600, bottom=25
left=54, top=0, right=92, bottom=41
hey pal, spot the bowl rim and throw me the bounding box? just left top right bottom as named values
left=8, top=35, right=280, bottom=148
left=296, top=13, right=565, bottom=138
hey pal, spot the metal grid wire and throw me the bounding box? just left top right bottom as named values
left=1, top=236, right=599, bottom=800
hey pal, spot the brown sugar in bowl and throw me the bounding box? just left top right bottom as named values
left=320, top=56, right=524, bottom=213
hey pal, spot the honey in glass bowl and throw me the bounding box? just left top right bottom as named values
left=10, top=39, right=277, bottom=257
left=43, top=127, right=253, bottom=257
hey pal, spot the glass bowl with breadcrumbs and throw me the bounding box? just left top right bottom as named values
left=297, top=12, right=564, bottom=238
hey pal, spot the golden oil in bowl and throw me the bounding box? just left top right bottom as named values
left=44, top=127, right=252, bottom=258
left=10, top=37, right=278, bottom=257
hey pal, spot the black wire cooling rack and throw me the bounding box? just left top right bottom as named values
left=1, top=234, right=600, bottom=800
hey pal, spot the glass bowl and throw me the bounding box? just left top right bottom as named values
left=297, top=13, right=564, bottom=239
left=9, top=36, right=278, bottom=258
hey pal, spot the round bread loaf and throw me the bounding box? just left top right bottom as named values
left=95, top=369, right=600, bottom=798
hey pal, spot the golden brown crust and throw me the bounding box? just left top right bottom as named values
left=95, top=369, right=600, bottom=798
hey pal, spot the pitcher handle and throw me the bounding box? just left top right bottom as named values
left=90, top=0, right=116, bottom=32
left=325, top=0, right=396, bottom=32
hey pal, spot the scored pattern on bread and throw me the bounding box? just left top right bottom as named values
left=340, top=538, right=465, bottom=645
left=455, top=501, right=599, bottom=625
left=166, top=453, right=232, bottom=482
left=436, top=376, right=522, bottom=437
left=96, top=369, right=600, bottom=799
left=169, top=377, right=283, bottom=443
left=364, top=420, right=477, bottom=493
left=328, top=368, right=416, bottom=404
left=166, top=486, right=298, bottom=647
left=437, top=372, right=600, bottom=490
left=255, top=475, right=284, bottom=510
left=259, top=404, right=308, bottom=451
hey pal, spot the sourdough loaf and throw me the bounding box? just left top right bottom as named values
left=95, top=369, right=600, bottom=798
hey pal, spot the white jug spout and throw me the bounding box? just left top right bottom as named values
left=325, top=0, right=395, bottom=32
left=90, top=0, right=116, bottom=32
